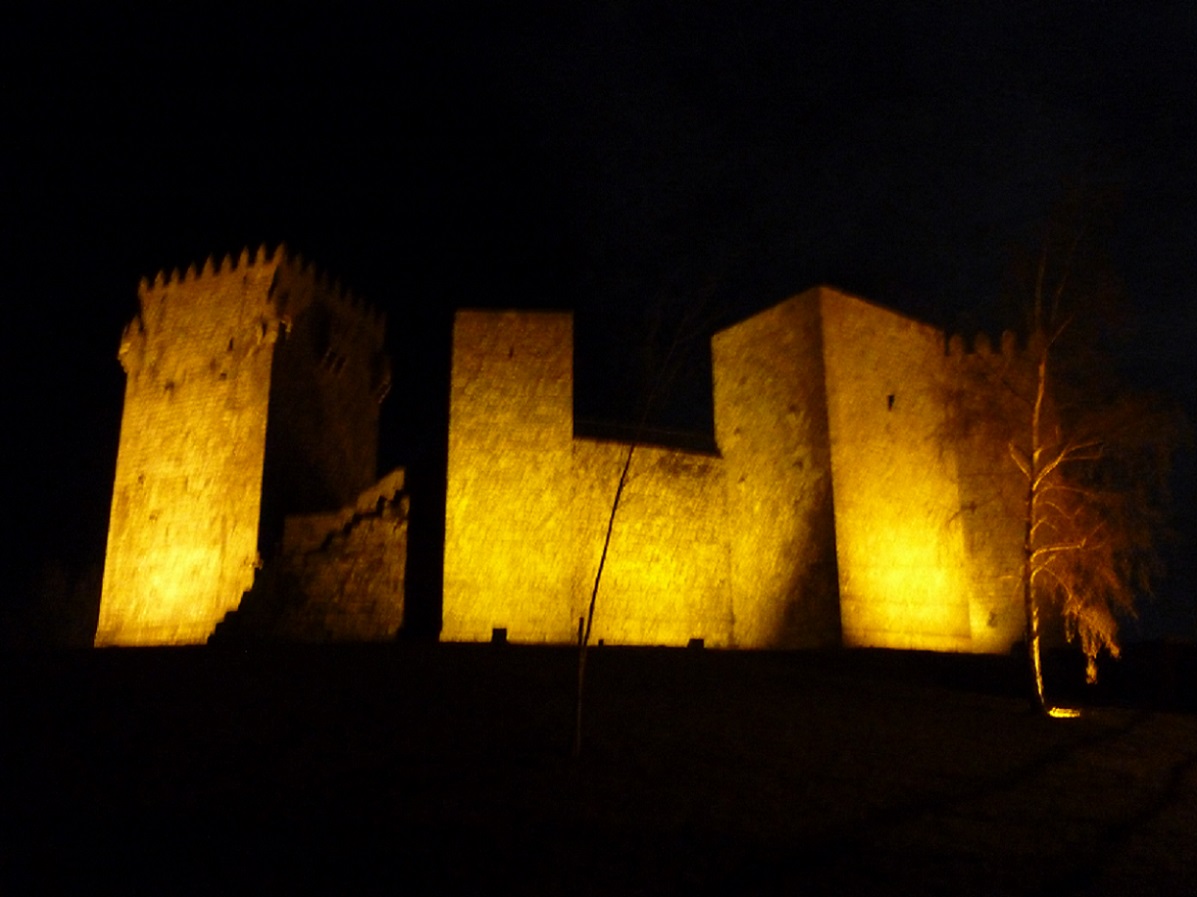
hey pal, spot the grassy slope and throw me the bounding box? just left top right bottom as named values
left=3, top=644, right=1195, bottom=895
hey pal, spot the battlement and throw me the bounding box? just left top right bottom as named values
left=139, top=243, right=275, bottom=295
left=946, top=329, right=1027, bottom=360
left=136, top=244, right=385, bottom=341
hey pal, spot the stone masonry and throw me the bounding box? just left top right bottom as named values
left=96, top=246, right=399, bottom=646
left=98, top=249, right=1027, bottom=654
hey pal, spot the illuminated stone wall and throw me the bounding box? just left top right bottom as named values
left=97, top=247, right=390, bottom=646
left=820, top=291, right=973, bottom=650
left=98, top=247, right=1025, bottom=652
left=443, top=311, right=734, bottom=646
left=441, top=293, right=1026, bottom=653
left=442, top=311, right=577, bottom=642
left=222, top=469, right=409, bottom=641
left=572, top=439, right=732, bottom=647
left=712, top=293, right=841, bottom=648
left=443, top=303, right=837, bottom=649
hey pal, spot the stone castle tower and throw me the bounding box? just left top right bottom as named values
left=96, top=246, right=392, bottom=646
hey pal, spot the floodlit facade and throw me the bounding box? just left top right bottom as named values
left=96, top=247, right=401, bottom=646
left=444, top=287, right=1026, bottom=653
left=97, top=248, right=1025, bottom=653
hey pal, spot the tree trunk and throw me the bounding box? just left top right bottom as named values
left=1024, top=345, right=1049, bottom=714
left=1023, top=561, right=1047, bottom=713
left=573, top=442, right=636, bottom=759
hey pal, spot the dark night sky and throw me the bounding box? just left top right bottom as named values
left=3, top=2, right=1194, bottom=639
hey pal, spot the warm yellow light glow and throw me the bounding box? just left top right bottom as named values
left=822, top=294, right=972, bottom=651
left=443, top=311, right=735, bottom=647
left=442, top=311, right=578, bottom=644
left=574, top=440, right=731, bottom=648
left=711, top=295, right=841, bottom=649
left=102, top=542, right=244, bottom=644
left=96, top=269, right=274, bottom=645
left=97, top=247, right=389, bottom=646
left=1048, top=706, right=1082, bottom=719
left=100, top=267, right=1029, bottom=654
left=441, top=292, right=1026, bottom=654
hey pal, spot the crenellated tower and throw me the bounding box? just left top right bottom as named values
left=96, top=246, right=390, bottom=646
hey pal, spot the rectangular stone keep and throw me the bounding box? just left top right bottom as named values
left=97, top=248, right=390, bottom=646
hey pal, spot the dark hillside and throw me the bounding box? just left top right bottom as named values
left=3, top=645, right=1195, bottom=894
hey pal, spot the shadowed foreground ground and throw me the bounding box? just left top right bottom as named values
left=2, top=644, right=1195, bottom=895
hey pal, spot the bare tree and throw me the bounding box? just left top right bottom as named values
left=957, top=188, right=1180, bottom=715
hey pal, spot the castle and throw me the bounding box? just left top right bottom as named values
left=96, top=246, right=1028, bottom=654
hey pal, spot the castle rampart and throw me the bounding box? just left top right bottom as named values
left=443, top=309, right=737, bottom=646
left=441, top=287, right=1027, bottom=653
left=442, top=311, right=579, bottom=642
left=98, top=248, right=1028, bottom=655
left=571, top=437, right=731, bottom=646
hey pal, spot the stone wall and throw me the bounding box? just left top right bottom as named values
left=259, top=261, right=389, bottom=547
left=442, top=311, right=576, bottom=642
left=712, top=291, right=840, bottom=648
left=572, top=439, right=731, bottom=647
left=440, top=292, right=1029, bottom=653
left=443, top=310, right=736, bottom=647
left=820, top=291, right=973, bottom=651
left=217, top=469, right=409, bottom=641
